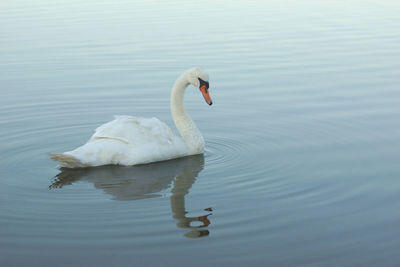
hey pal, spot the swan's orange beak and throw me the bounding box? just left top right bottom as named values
left=200, top=85, right=212, bottom=105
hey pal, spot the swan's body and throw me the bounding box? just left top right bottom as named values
left=50, top=67, right=212, bottom=168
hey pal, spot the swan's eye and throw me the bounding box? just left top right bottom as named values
left=198, top=78, right=209, bottom=89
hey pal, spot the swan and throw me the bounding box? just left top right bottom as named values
left=50, top=67, right=212, bottom=168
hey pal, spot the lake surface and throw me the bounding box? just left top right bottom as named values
left=1, top=0, right=400, bottom=266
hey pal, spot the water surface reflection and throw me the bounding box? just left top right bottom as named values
left=50, top=155, right=212, bottom=238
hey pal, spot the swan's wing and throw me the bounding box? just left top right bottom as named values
left=62, top=115, right=188, bottom=167
left=90, top=115, right=178, bottom=146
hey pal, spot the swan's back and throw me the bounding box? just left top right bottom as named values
left=92, top=116, right=176, bottom=145
left=51, top=116, right=189, bottom=167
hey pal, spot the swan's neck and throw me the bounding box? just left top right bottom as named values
left=171, top=73, right=204, bottom=154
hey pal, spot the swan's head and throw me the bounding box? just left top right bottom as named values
left=186, top=67, right=212, bottom=106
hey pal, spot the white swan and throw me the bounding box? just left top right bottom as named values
left=50, top=67, right=212, bottom=168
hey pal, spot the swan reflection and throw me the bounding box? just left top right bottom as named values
left=50, top=154, right=211, bottom=238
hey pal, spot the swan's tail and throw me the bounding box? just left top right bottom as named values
left=49, top=153, right=88, bottom=168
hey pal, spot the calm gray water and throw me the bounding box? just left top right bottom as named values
left=1, top=0, right=400, bottom=266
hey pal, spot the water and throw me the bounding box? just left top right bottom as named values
left=1, top=0, right=400, bottom=266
